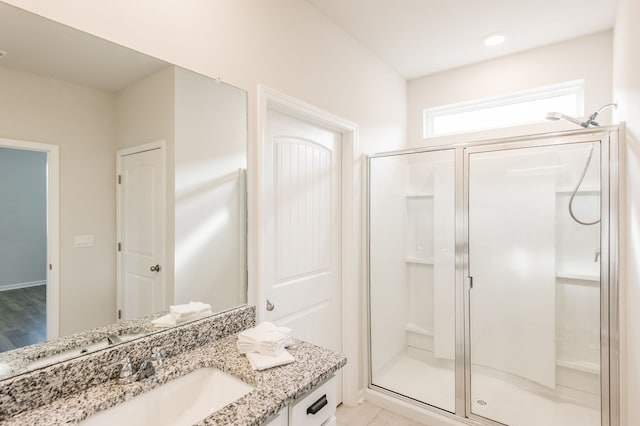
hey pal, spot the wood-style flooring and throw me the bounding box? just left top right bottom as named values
left=0, top=285, right=46, bottom=352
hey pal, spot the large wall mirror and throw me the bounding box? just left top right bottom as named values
left=0, top=3, right=247, bottom=379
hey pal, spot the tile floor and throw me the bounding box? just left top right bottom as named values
left=336, top=401, right=426, bottom=426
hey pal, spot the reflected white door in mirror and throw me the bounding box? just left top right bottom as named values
left=117, top=141, right=166, bottom=321
left=0, top=137, right=59, bottom=348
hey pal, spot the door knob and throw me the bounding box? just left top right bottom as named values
left=150, top=264, right=161, bottom=272
left=266, top=299, right=275, bottom=311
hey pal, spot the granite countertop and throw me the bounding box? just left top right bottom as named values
left=0, top=313, right=162, bottom=378
left=4, top=335, right=347, bottom=426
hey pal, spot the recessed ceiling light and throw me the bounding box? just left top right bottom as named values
left=483, top=33, right=505, bottom=47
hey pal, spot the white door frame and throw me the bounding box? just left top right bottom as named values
left=116, top=140, right=166, bottom=321
left=0, top=137, right=59, bottom=340
left=255, top=86, right=360, bottom=406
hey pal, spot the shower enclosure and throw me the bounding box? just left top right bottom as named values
left=367, top=127, right=619, bottom=426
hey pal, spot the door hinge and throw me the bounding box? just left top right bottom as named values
left=467, top=276, right=474, bottom=289
left=118, top=174, right=121, bottom=184
left=118, top=310, right=122, bottom=320
left=49, top=264, right=52, bottom=271
left=118, top=242, right=121, bottom=252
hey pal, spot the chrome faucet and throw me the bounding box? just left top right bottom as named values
left=107, top=357, right=136, bottom=384
left=107, top=345, right=171, bottom=384
left=106, top=334, right=122, bottom=345
left=136, top=359, right=156, bottom=380
left=148, top=345, right=171, bottom=378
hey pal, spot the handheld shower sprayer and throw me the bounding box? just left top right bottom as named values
left=545, top=111, right=586, bottom=127
left=545, top=102, right=617, bottom=128
left=546, top=104, right=618, bottom=226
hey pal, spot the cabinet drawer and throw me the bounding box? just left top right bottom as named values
left=288, top=375, right=337, bottom=426
left=263, top=408, right=288, bottom=426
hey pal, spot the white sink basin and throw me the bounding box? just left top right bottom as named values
left=81, top=368, right=254, bottom=426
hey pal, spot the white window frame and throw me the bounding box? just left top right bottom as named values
left=423, top=80, right=585, bottom=138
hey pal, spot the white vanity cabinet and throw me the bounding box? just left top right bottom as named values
left=264, top=375, right=337, bottom=426
left=264, top=409, right=288, bottom=426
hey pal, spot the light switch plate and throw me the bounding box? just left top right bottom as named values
left=74, top=234, right=95, bottom=248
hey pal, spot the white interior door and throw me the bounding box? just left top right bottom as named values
left=118, top=145, right=165, bottom=321
left=263, top=109, right=342, bottom=380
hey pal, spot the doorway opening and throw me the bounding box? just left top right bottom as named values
left=0, top=138, right=59, bottom=351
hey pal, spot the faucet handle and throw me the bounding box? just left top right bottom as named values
left=151, top=344, right=172, bottom=360
left=150, top=345, right=172, bottom=377
left=106, top=357, right=135, bottom=384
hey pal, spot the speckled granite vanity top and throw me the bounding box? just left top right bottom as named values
left=5, top=337, right=345, bottom=425
left=0, top=306, right=346, bottom=425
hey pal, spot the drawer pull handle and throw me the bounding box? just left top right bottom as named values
left=306, top=394, right=328, bottom=415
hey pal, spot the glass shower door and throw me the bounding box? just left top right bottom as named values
left=369, top=149, right=456, bottom=412
left=466, top=141, right=603, bottom=426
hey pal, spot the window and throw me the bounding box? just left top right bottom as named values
left=423, top=80, right=585, bottom=137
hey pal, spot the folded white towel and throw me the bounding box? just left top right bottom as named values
left=245, top=349, right=295, bottom=371
left=170, top=301, right=212, bottom=320
left=152, top=308, right=212, bottom=328
left=238, top=322, right=292, bottom=343
left=151, top=314, right=176, bottom=327
left=237, top=322, right=293, bottom=356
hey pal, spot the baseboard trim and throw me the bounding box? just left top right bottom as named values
left=0, top=280, right=46, bottom=292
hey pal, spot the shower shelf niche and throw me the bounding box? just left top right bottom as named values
left=405, top=257, right=434, bottom=265
left=556, top=359, right=599, bottom=375
left=405, top=323, right=434, bottom=337
left=556, top=272, right=600, bottom=283
left=555, top=185, right=600, bottom=194
left=405, top=193, right=433, bottom=198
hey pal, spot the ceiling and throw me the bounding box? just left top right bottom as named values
left=307, top=0, right=619, bottom=80
left=0, top=3, right=168, bottom=92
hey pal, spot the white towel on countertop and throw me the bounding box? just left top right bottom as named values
left=237, top=322, right=293, bottom=356
left=245, top=349, right=295, bottom=371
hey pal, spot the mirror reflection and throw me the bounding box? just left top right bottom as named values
left=0, top=3, right=247, bottom=378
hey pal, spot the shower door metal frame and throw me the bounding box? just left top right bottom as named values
left=366, top=125, right=620, bottom=426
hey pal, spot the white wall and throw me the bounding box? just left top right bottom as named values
left=116, top=66, right=176, bottom=308
left=116, top=66, right=175, bottom=150
left=174, top=67, right=247, bottom=311
left=0, top=67, right=117, bottom=336
left=408, top=31, right=614, bottom=147
left=612, top=0, right=640, bottom=423
left=0, top=148, right=46, bottom=289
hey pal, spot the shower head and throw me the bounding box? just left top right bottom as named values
left=546, top=103, right=617, bottom=129
left=545, top=112, right=587, bottom=127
